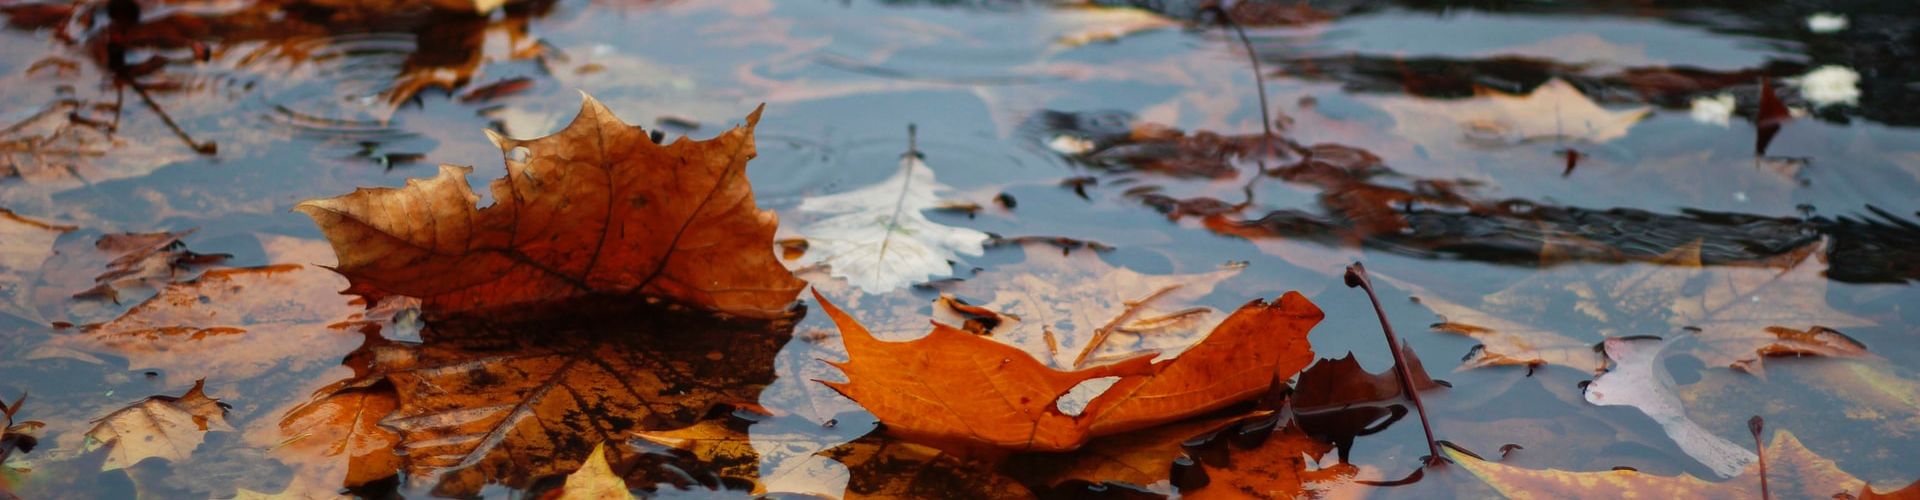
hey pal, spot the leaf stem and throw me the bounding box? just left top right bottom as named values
left=1344, top=262, right=1445, bottom=466
left=1750, top=415, right=1770, bottom=500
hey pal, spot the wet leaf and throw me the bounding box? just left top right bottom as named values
left=1452, top=430, right=1917, bottom=500
left=57, top=230, right=231, bottom=305
left=819, top=435, right=1036, bottom=500
left=48, top=264, right=390, bottom=382
left=0, top=207, right=74, bottom=326
left=550, top=443, right=638, bottom=500
left=1582, top=337, right=1756, bottom=477
left=296, top=95, right=803, bottom=320
left=84, top=379, right=235, bottom=471
left=928, top=241, right=1243, bottom=368
left=343, top=308, right=792, bottom=497
left=814, top=289, right=1318, bottom=453
left=1292, top=350, right=1442, bottom=414
left=248, top=384, right=403, bottom=492
left=1177, top=416, right=1360, bottom=500
left=1005, top=412, right=1252, bottom=489
left=1372, top=78, right=1650, bottom=151
left=789, top=142, right=989, bottom=294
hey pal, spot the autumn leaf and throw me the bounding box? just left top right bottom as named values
left=1004, top=412, right=1252, bottom=489
left=83, top=379, right=235, bottom=471
left=247, top=383, right=403, bottom=493
left=789, top=137, right=989, bottom=294
left=58, top=230, right=231, bottom=305
left=296, top=95, right=804, bottom=320
left=1452, top=430, right=1918, bottom=500
left=928, top=241, right=1243, bottom=368
left=814, top=288, right=1318, bottom=453
left=1583, top=337, right=1756, bottom=477
left=1373, top=78, right=1651, bottom=147
left=1400, top=239, right=1872, bottom=374
left=546, top=443, right=637, bottom=500
left=330, top=308, right=792, bottom=497
left=1176, top=415, right=1360, bottom=500
left=0, top=207, right=74, bottom=326
left=46, top=264, right=397, bottom=382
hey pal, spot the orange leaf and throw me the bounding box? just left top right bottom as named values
left=1179, top=416, right=1359, bottom=500
left=815, top=289, right=1319, bottom=452
left=296, top=95, right=803, bottom=320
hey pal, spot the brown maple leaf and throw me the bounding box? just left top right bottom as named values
left=815, top=288, right=1318, bottom=453
left=1452, top=430, right=1917, bottom=500
left=296, top=95, right=803, bottom=320
left=50, top=264, right=397, bottom=382
left=247, top=383, right=403, bottom=493
left=83, top=379, right=234, bottom=471
left=329, top=307, right=792, bottom=497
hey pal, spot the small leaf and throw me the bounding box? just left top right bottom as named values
left=85, top=379, right=234, bottom=471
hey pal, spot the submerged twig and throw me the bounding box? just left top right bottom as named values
left=1344, top=262, right=1445, bottom=466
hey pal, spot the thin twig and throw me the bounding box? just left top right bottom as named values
left=1345, top=262, right=1445, bottom=466
left=1074, top=284, right=1183, bottom=368
left=1750, top=416, right=1770, bottom=500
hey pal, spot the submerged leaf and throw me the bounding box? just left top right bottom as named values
left=297, top=95, right=803, bottom=320
left=0, top=208, right=74, bottom=325
left=84, top=379, right=235, bottom=471
left=791, top=145, right=989, bottom=294
left=1583, top=337, right=1755, bottom=477
left=1453, top=430, right=1915, bottom=500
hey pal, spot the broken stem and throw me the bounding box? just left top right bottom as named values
left=1344, top=262, right=1445, bottom=466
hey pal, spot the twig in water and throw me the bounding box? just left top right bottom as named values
left=1750, top=415, right=1770, bottom=500
left=1344, top=262, right=1445, bottom=466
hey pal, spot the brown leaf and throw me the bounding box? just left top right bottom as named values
left=549, top=443, right=638, bottom=500
left=1292, top=350, right=1441, bottom=413
left=1452, top=430, right=1916, bottom=500
left=1372, top=78, right=1651, bottom=147
left=60, top=230, right=231, bottom=304
left=1177, top=416, right=1360, bottom=500
left=348, top=309, right=791, bottom=497
left=296, top=95, right=803, bottom=320
left=1005, top=412, right=1253, bottom=489
left=816, top=289, right=1319, bottom=453
left=84, top=379, right=235, bottom=471
left=249, top=384, right=403, bottom=491
left=50, top=264, right=391, bottom=382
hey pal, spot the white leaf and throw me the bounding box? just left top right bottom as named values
left=1584, top=337, right=1756, bottom=478
left=793, top=153, right=989, bottom=294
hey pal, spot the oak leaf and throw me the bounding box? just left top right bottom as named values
left=815, top=288, right=1318, bottom=453
left=83, top=379, right=234, bottom=471
left=789, top=143, right=989, bottom=294
left=1451, top=430, right=1918, bottom=500
left=49, top=264, right=389, bottom=382
left=296, top=95, right=803, bottom=320
left=928, top=241, right=1243, bottom=368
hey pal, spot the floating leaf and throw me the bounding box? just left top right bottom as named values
left=84, top=379, right=234, bottom=471
left=297, top=95, right=803, bottom=320
left=1453, top=430, right=1917, bottom=500
left=790, top=140, right=989, bottom=294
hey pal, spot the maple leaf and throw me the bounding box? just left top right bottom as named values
left=83, top=379, right=235, bottom=471
left=1176, top=416, right=1360, bottom=500
left=1583, top=337, right=1756, bottom=477
left=246, top=383, right=403, bottom=493
left=1451, top=430, right=1919, bottom=500
left=329, top=308, right=792, bottom=497
left=0, top=207, right=74, bottom=326
left=1005, top=412, right=1252, bottom=489
left=1372, top=78, right=1651, bottom=147
left=814, top=288, right=1318, bottom=453
left=928, top=241, right=1243, bottom=368
left=1400, top=239, right=1872, bottom=374
left=296, top=95, right=804, bottom=320
left=47, top=264, right=395, bottom=382
left=789, top=141, right=989, bottom=294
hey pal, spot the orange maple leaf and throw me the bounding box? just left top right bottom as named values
left=814, top=289, right=1319, bottom=453
left=296, top=95, right=804, bottom=320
